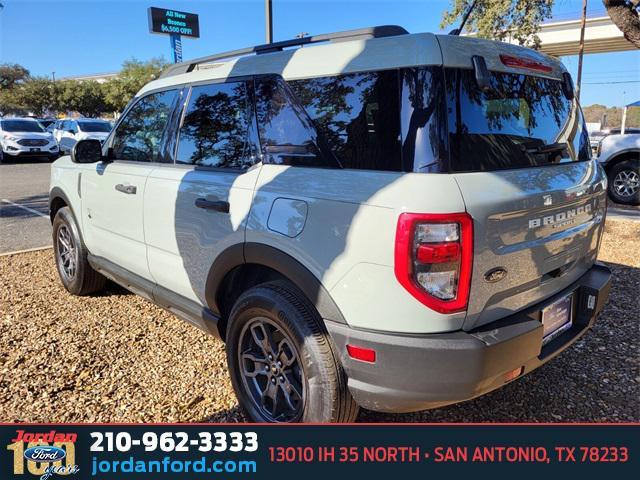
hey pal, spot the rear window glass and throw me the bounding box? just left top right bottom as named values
left=445, top=69, right=590, bottom=172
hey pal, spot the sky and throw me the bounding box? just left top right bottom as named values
left=0, top=0, right=638, bottom=107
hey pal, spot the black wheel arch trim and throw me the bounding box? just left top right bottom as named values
left=204, top=242, right=347, bottom=325
left=602, top=149, right=640, bottom=170
left=49, top=186, right=75, bottom=224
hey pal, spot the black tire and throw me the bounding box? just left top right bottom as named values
left=608, top=159, right=640, bottom=206
left=52, top=206, right=106, bottom=295
left=226, top=280, right=359, bottom=423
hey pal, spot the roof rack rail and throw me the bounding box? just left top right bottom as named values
left=159, top=25, right=409, bottom=78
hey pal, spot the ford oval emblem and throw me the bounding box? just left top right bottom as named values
left=24, top=446, right=66, bottom=463
left=484, top=267, right=507, bottom=283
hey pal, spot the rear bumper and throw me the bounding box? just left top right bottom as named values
left=326, top=263, right=612, bottom=413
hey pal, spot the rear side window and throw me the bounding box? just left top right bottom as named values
left=289, top=71, right=402, bottom=171
left=177, top=81, right=258, bottom=169
left=288, top=67, right=447, bottom=172
left=254, top=77, right=337, bottom=168
left=112, top=89, right=178, bottom=162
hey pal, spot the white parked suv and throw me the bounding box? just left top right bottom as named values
left=594, top=132, right=640, bottom=205
left=49, top=26, right=612, bottom=422
left=53, top=118, right=112, bottom=154
left=0, top=117, right=59, bottom=162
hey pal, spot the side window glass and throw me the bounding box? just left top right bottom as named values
left=254, top=77, right=337, bottom=168
left=400, top=67, right=448, bottom=172
left=176, top=81, right=256, bottom=169
left=112, top=89, right=178, bottom=162
left=288, top=71, right=402, bottom=171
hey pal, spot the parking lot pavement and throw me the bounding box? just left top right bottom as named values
left=607, top=203, right=640, bottom=222
left=0, top=160, right=52, bottom=253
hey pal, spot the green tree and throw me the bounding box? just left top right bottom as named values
left=11, top=77, right=56, bottom=116
left=0, top=63, right=31, bottom=115
left=0, top=63, right=30, bottom=90
left=57, top=80, right=108, bottom=117
left=103, top=57, right=167, bottom=112
left=442, top=0, right=640, bottom=48
left=441, top=0, right=553, bottom=47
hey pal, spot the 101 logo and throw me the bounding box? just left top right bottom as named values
left=6, top=430, right=79, bottom=480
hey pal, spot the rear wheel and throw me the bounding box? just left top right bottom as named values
left=226, top=281, right=359, bottom=423
left=608, top=159, right=640, bottom=206
left=53, top=207, right=106, bottom=295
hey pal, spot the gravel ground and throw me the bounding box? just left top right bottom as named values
left=1, top=219, right=638, bottom=423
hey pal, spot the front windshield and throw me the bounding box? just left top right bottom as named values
left=445, top=69, right=590, bottom=172
left=1, top=120, right=46, bottom=133
left=78, top=121, right=111, bottom=133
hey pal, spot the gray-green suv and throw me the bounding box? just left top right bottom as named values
left=49, top=26, right=612, bottom=423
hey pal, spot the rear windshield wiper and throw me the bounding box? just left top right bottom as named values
left=521, top=142, right=568, bottom=155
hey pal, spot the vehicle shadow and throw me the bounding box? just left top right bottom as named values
left=0, top=156, right=58, bottom=165
left=0, top=193, right=49, bottom=219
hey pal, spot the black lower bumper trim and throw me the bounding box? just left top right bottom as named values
left=326, top=263, right=612, bottom=413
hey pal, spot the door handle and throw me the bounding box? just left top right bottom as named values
left=115, top=184, right=137, bottom=195
left=195, top=198, right=230, bottom=213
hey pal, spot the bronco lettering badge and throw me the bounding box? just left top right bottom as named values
left=528, top=201, right=594, bottom=229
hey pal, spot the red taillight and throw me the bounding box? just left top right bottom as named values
left=346, top=344, right=376, bottom=363
left=499, top=54, right=552, bottom=73
left=416, top=243, right=460, bottom=264
left=394, top=212, right=473, bottom=314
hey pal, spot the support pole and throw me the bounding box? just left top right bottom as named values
left=576, top=0, right=588, bottom=101
left=265, top=0, right=273, bottom=44
left=170, top=33, right=183, bottom=63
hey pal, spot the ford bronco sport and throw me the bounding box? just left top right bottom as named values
left=50, top=26, right=612, bottom=423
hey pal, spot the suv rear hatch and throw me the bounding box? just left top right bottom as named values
left=436, top=36, right=607, bottom=331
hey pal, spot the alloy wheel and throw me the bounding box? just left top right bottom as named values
left=57, top=224, right=77, bottom=281
left=613, top=169, right=639, bottom=198
left=237, top=317, right=305, bottom=422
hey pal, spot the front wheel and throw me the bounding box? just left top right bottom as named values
left=52, top=206, right=106, bottom=295
left=608, top=159, right=640, bottom=206
left=226, top=281, right=359, bottom=423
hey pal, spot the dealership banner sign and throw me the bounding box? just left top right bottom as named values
left=147, top=7, right=200, bottom=38
left=1, top=424, right=636, bottom=478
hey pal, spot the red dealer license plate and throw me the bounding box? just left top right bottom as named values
left=541, top=293, right=573, bottom=346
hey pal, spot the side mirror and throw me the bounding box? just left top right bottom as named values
left=71, top=139, right=103, bottom=164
